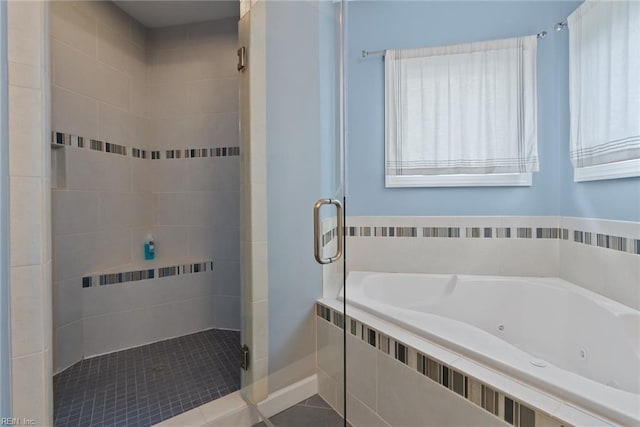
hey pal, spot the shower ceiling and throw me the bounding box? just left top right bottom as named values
left=113, top=0, right=239, bottom=27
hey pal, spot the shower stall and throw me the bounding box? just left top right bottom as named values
left=49, top=1, right=243, bottom=425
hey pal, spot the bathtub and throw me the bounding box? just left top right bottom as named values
left=340, top=271, right=640, bottom=426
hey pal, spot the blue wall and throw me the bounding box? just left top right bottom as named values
left=554, top=24, right=640, bottom=221
left=345, top=1, right=639, bottom=221
left=265, top=0, right=341, bottom=391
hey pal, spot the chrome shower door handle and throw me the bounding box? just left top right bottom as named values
left=313, top=199, right=343, bottom=265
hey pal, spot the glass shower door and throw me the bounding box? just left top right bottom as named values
left=238, top=0, right=347, bottom=425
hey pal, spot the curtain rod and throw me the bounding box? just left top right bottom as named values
left=362, top=20, right=569, bottom=59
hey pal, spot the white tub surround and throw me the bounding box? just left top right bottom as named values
left=559, top=216, right=640, bottom=310
left=318, top=299, right=627, bottom=427
left=332, top=272, right=640, bottom=426
left=344, top=216, right=640, bottom=310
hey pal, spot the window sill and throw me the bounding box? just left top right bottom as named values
left=574, top=159, right=640, bottom=182
left=385, top=173, right=532, bottom=188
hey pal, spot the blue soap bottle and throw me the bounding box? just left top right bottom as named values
left=144, top=233, right=155, bottom=260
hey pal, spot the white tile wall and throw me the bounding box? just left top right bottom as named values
left=188, top=78, right=239, bottom=114
left=11, top=353, right=47, bottom=423
left=346, top=393, right=390, bottom=427
left=83, top=295, right=214, bottom=358
left=8, top=61, right=41, bottom=90
left=53, top=321, right=83, bottom=373
left=559, top=217, right=640, bottom=310
left=49, top=1, right=96, bottom=57
left=376, top=352, right=508, bottom=427
left=97, top=102, right=151, bottom=148
left=212, top=295, right=241, bottom=330
left=8, top=86, right=43, bottom=177
left=10, top=177, right=44, bottom=266
left=191, top=112, right=240, bottom=148
left=213, top=260, right=241, bottom=296
left=52, top=190, right=99, bottom=235
left=346, top=333, right=377, bottom=409
left=10, top=266, right=44, bottom=357
left=317, top=315, right=344, bottom=386
left=8, top=0, right=52, bottom=422
left=7, top=5, right=42, bottom=67
left=52, top=277, right=81, bottom=328
left=153, top=160, right=189, bottom=192
left=51, top=86, right=98, bottom=140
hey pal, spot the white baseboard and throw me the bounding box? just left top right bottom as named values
left=153, top=374, right=318, bottom=427
left=257, top=374, right=318, bottom=418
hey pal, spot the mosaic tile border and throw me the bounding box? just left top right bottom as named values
left=345, top=225, right=639, bottom=255
left=82, top=261, right=214, bottom=288
left=316, top=303, right=571, bottom=427
left=52, top=131, right=239, bottom=161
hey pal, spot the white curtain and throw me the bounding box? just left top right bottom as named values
left=385, top=36, right=538, bottom=176
left=568, top=0, right=640, bottom=168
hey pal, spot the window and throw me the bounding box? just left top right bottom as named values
left=568, top=0, right=640, bottom=182
left=385, top=36, right=539, bottom=188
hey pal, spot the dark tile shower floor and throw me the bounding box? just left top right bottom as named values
left=53, top=329, right=240, bottom=427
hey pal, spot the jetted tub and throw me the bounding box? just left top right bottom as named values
left=340, top=272, right=640, bottom=426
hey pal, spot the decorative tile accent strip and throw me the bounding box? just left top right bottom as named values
left=158, top=266, right=178, bottom=278
left=105, top=142, right=127, bottom=155
left=165, top=149, right=181, bottom=159
left=363, top=325, right=376, bottom=347
left=394, top=341, right=408, bottom=364
left=99, top=269, right=154, bottom=286
left=53, top=132, right=67, bottom=146
left=316, top=304, right=331, bottom=322
left=536, top=227, right=562, bottom=239
left=350, top=318, right=357, bottom=336
left=333, top=311, right=344, bottom=329
left=574, top=230, right=639, bottom=254
left=131, top=148, right=147, bottom=159
left=345, top=221, right=639, bottom=255
left=90, top=139, right=104, bottom=152
left=322, top=227, right=338, bottom=247
left=52, top=131, right=239, bottom=161
left=496, top=227, right=511, bottom=238
left=466, top=227, right=492, bottom=238
left=316, top=303, right=571, bottom=427
left=346, top=226, right=420, bottom=237
left=81, top=261, right=214, bottom=288
left=424, top=227, right=461, bottom=238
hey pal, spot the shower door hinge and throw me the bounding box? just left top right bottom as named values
left=237, top=46, right=246, bottom=72
left=240, top=344, right=250, bottom=370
